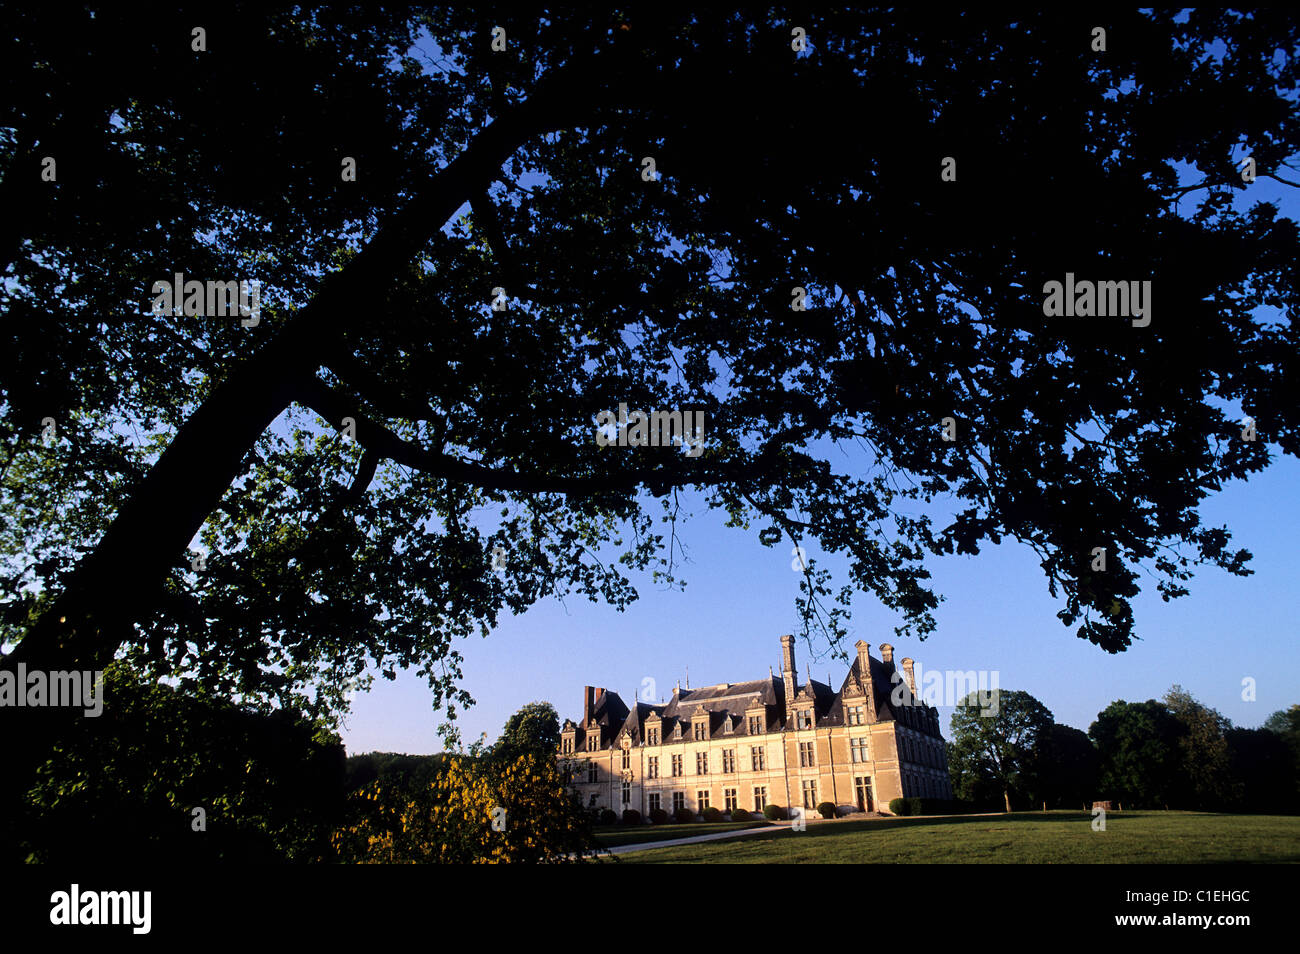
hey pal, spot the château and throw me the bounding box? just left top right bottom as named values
left=558, top=635, right=953, bottom=818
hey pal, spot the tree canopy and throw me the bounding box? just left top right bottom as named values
left=948, top=688, right=1054, bottom=811
left=493, top=701, right=561, bottom=761
left=3, top=8, right=1298, bottom=787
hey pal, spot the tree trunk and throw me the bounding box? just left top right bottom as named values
left=1004, top=789, right=1012, bottom=813
left=0, top=63, right=609, bottom=852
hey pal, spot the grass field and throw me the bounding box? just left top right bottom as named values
left=593, top=820, right=770, bottom=848
left=620, top=811, right=1300, bottom=863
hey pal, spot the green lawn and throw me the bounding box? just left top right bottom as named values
left=620, top=811, right=1300, bottom=863
left=593, top=820, right=770, bottom=848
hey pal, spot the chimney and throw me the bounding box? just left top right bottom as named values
left=855, top=640, right=877, bottom=724
left=582, top=685, right=594, bottom=724
left=780, top=634, right=798, bottom=726
left=879, top=643, right=894, bottom=666
left=901, top=657, right=917, bottom=696
left=855, top=641, right=871, bottom=682
left=780, top=634, right=798, bottom=681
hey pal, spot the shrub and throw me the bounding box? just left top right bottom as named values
left=763, top=804, right=787, bottom=821
left=888, top=797, right=930, bottom=816
left=332, top=752, right=593, bottom=863
left=817, top=801, right=837, bottom=819
left=622, top=809, right=642, bottom=826
left=23, top=662, right=348, bottom=863
left=730, top=808, right=751, bottom=822
left=649, top=807, right=669, bottom=825
left=599, top=808, right=618, bottom=826
left=674, top=808, right=696, bottom=824
left=701, top=806, right=723, bottom=822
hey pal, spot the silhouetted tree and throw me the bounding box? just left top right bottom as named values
left=4, top=7, right=1299, bottom=841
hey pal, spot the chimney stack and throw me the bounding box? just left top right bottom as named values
left=855, top=640, right=877, bottom=723
left=583, top=685, right=594, bottom=724
left=879, top=643, right=894, bottom=666
left=901, top=657, right=917, bottom=696
left=855, top=641, right=871, bottom=682
left=780, top=634, right=797, bottom=681
left=780, top=634, right=798, bottom=726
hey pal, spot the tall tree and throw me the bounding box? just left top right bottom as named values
left=1089, top=700, right=1187, bottom=808
left=949, top=689, right=1054, bottom=812
left=1163, top=684, right=1236, bottom=809
left=3, top=8, right=1299, bottom=831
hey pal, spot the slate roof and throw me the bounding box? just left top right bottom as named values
left=563, top=645, right=941, bottom=750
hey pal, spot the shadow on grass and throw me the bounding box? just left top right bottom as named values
left=862, top=810, right=1177, bottom=829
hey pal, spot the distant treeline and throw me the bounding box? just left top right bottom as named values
left=947, top=687, right=1300, bottom=815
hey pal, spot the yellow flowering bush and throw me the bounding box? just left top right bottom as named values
left=331, top=752, right=595, bottom=863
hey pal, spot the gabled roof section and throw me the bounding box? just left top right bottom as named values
left=656, top=677, right=786, bottom=736
left=617, top=701, right=664, bottom=745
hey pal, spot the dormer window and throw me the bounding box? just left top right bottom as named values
left=796, top=708, right=814, bottom=730
left=587, top=733, right=600, bottom=752
left=694, top=721, right=707, bottom=741
left=748, top=715, right=763, bottom=735
left=647, top=727, right=660, bottom=746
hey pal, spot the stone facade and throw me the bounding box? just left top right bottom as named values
left=558, top=634, right=953, bottom=817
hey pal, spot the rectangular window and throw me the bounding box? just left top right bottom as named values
left=588, top=762, right=598, bottom=783
left=797, top=709, right=814, bottom=730
left=847, top=706, right=864, bottom=726
left=697, top=789, right=710, bottom=811
left=648, top=793, right=661, bottom=812
left=672, top=791, right=685, bottom=813
left=851, top=737, right=869, bottom=763
left=696, top=752, right=709, bottom=775
left=753, top=786, right=768, bottom=812
left=562, top=738, right=572, bottom=753
left=671, top=754, right=683, bottom=777
left=622, top=781, right=631, bottom=805
left=588, top=734, right=599, bottom=752
left=751, top=746, right=765, bottom=771
left=802, top=779, right=818, bottom=809
left=647, top=757, right=659, bottom=779
left=694, top=722, right=706, bottom=741
left=722, top=749, right=736, bottom=773
left=748, top=715, right=763, bottom=735
left=799, top=741, right=816, bottom=767
left=724, top=788, right=737, bottom=812
left=622, top=749, right=630, bottom=770
left=647, top=728, right=659, bottom=746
